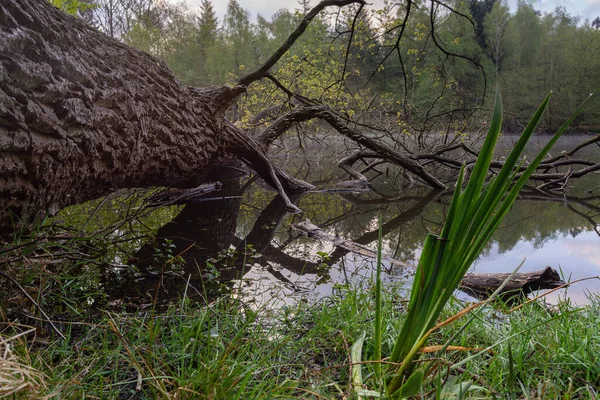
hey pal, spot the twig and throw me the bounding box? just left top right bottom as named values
left=0, top=270, right=65, bottom=340
left=238, top=0, right=366, bottom=86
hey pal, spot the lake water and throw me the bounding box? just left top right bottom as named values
left=69, top=134, right=600, bottom=309
left=180, top=134, right=590, bottom=308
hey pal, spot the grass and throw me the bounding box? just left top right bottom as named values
left=459, top=298, right=600, bottom=399
left=1, top=284, right=598, bottom=398
left=0, top=328, right=46, bottom=397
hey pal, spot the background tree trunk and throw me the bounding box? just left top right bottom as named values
left=0, top=0, right=241, bottom=226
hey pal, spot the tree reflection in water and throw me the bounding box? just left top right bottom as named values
left=114, top=163, right=599, bottom=308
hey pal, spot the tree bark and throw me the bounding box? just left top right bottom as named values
left=2, top=0, right=596, bottom=233
left=0, top=0, right=315, bottom=231
left=459, top=267, right=565, bottom=301
left=0, top=0, right=245, bottom=225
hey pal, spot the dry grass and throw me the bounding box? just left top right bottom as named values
left=0, top=329, right=46, bottom=398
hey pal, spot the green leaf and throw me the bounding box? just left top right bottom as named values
left=386, top=88, right=597, bottom=395
left=351, top=331, right=366, bottom=390
left=397, top=369, right=424, bottom=399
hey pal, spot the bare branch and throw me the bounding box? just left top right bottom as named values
left=545, top=134, right=600, bottom=162
left=238, top=0, right=366, bottom=87
left=225, top=122, right=314, bottom=212
left=432, top=0, right=476, bottom=31
left=529, top=163, right=600, bottom=181
left=367, top=0, right=413, bottom=96
left=258, top=105, right=328, bottom=146
left=429, top=0, right=488, bottom=102
left=339, top=3, right=365, bottom=83
left=314, top=109, right=447, bottom=188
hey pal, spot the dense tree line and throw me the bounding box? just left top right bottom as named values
left=49, top=0, right=600, bottom=132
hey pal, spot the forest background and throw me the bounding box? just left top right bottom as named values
left=51, top=0, right=600, bottom=134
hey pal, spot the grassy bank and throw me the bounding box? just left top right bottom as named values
left=3, top=92, right=599, bottom=399
left=2, top=282, right=598, bottom=399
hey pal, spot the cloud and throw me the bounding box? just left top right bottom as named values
left=188, top=0, right=595, bottom=21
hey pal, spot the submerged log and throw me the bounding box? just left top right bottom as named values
left=293, top=220, right=410, bottom=268
left=459, top=266, right=565, bottom=300
left=294, top=220, right=565, bottom=300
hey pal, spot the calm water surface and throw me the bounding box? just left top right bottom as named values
left=73, top=134, right=599, bottom=309
left=232, top=134, right=600, bottom=307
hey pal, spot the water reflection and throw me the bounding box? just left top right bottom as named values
left=117, top=171, right=320, bottom=307
left=116, top=136, right=600, bottom=307
left=115, top=172, right=244, bottom=306
left=473, top=231, right=600, bottom=304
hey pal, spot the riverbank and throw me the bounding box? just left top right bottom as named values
left=1, top=130, right=598, bottom=398
left=3, top=283, right=599, bottom=398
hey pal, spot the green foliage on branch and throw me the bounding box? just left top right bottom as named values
left=48, top=0, right=95, bottom=16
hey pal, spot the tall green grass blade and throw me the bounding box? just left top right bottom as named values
left=461, top=91, right=597, bottom=272
left=388, top=291, right=448, bottom=393
left=391, top=165, right=467, bottom=367
left=427, top=92, right=505, bottom=318
left=451, top=88, right=502, bottom=236
left=421, top=258, right=526, bottom=378
left=389, top=234, right=436, bottom=362
left=393, top=235, right=434, bottom=336
left=351, top=331, right=366, bottom=395
left=454, top=94, right=552, bottom=272
left=397, top=369, right=423, bottom=399
left=439, top=164, right=466, bottom=242
left=461, top=88, right=503, bottom=208
left=374, top=214, right=383, bottom=378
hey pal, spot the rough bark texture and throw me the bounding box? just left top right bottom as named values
left=0, top=0, right=242, bottom=225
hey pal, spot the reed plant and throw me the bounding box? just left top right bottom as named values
left=372, top=89, right=596, bottom=397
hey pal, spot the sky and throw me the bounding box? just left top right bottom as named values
left=189, top=0, right=600, bottom=23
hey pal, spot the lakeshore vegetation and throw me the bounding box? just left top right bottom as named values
left=1, top=0, right=599, bottom=398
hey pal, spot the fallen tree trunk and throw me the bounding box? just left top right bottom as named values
left=0, top=0, right=313, bottom=230
left=0, top=0, right=240, bottom=224
left=459, top=267, right=565, bottom=300
left=2, top=0, right=597, bottom=236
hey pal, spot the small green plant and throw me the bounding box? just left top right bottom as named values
left=316, top=251, right=331, bottom=270
left=362, top=88, right=596, bottom=397
left=151, top=239, right=185, bottom=275
left=315, top=251, right=333, bottom=284
left=204, top=258, right=222, bottom=281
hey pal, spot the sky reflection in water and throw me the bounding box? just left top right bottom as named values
left=473, top=231, right=600, bottom=304
left=235, top=135, right=600, bottom=308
